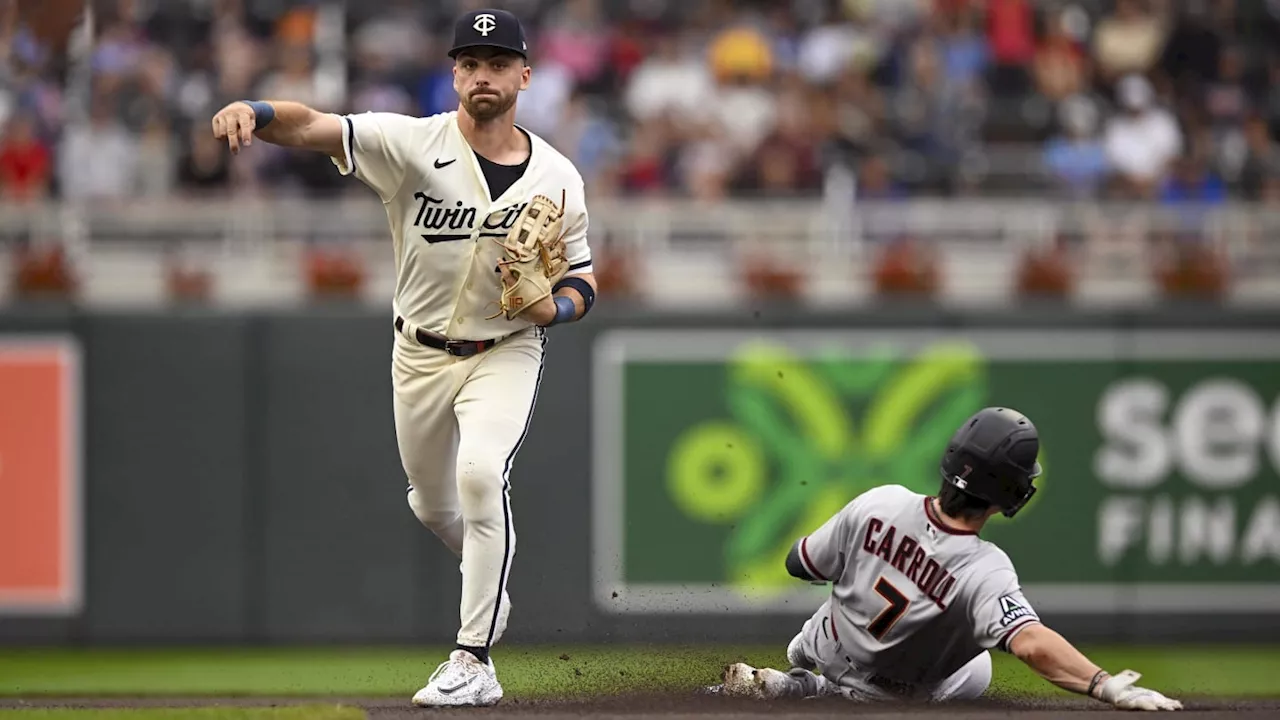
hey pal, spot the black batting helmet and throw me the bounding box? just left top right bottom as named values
left=939, top=407, right=1042, bottom=518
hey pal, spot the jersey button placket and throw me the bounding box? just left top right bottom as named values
left=450, top=224, right=487, bottom=339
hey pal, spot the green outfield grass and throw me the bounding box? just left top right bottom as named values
left=1, top=645, right=1278, bottom=701
left=0, top=709, right=363, bottom=720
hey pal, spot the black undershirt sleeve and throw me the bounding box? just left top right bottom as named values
left=785, top=538, right=817, bottom=582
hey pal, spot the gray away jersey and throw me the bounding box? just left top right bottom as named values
left=797, top=484, right=1041, bottom=687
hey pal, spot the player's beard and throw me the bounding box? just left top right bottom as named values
left=462, top=89, right=517, bottom=123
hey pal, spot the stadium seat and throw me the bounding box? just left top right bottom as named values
left=11, top=243, right=77, bottom=301
left=305, top=246, right=366, bottom=300
left=1015, top=236, right=1075, bottom=300
left=1154, top=243, right=1230, bottom=301
left=872, top=236, right=940, bottom=299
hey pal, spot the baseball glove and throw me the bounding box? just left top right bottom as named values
left=486, top=191, right=570, bottom=321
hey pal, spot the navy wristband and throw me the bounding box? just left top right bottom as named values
left=553, top=275, right=595, bottom=314
left=241, top=100, right=275, bottom=129
left=545, top=295, right=576, bottom=326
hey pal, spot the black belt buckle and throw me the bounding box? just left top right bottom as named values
left=445, top=338, right=488, bottom=357
left=396, top=316, right=492, bottom=357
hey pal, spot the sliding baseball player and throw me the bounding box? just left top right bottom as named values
left=710, top=408, right=1182, bottom=712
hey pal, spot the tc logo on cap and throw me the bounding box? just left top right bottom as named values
left=448, top=8, right=528, bottom=59
left=473, top=13, right=497, bottom=36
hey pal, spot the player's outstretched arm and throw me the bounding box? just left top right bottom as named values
left=1008, top=624, right=1182, bottom=711
left=211, top=100, right=343, bottom=158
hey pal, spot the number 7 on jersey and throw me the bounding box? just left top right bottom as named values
left=868, top=576, right=910, bottom=640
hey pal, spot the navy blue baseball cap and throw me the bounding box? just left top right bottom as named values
left=448, top=9, right=528, bottom=59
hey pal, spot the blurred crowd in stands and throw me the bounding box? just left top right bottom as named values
left=4, top=0, right=1280, bottom=208
left=4, top=0, right=1271, bottom=304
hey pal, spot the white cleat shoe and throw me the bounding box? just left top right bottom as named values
left=411, top=649, right=503, bottom=707
left=786, top=632, right=815, bottom=671
left=720, top=663, right=800, bottom=700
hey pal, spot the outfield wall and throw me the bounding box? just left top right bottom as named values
left=1, top=304, right=1278, bottom=646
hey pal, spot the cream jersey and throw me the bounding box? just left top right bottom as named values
left=798, top=484, right=1041, bottom=687
left=329, top=110, right=593, bottom=341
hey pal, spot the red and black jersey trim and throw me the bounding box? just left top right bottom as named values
left=798, top=537, right=829, bottom=582
left=998, top=618, right=1041, bottom=652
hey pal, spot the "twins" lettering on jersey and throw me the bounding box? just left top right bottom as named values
left=862, top=518, right=957, bottom=610
left=412, top=192, right=528, bottom=244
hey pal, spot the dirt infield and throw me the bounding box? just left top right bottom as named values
left=2, top=696, right=1277, bottom=719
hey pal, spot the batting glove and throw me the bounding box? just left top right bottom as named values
left=1092, top=669, right=1183, bottom=711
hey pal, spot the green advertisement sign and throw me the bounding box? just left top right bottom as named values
left=590, top=330, right=1280, bottom=615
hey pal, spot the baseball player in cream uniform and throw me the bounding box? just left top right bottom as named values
left=211, top=8, right=597, bottom=708
left=711, top=408, right=1183, bottom=712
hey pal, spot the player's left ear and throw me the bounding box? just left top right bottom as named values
left=520, top=64, right=531, bottom=90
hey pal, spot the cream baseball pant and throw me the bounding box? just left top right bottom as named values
left=392, top=324, right=545, bottom=649
left=790, top=605, right=992, bottom=702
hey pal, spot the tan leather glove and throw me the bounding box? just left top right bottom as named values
left=486, top=191, right=569, bottom=321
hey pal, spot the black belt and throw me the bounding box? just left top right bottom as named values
left=395, top=316, right=498, bottom=357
